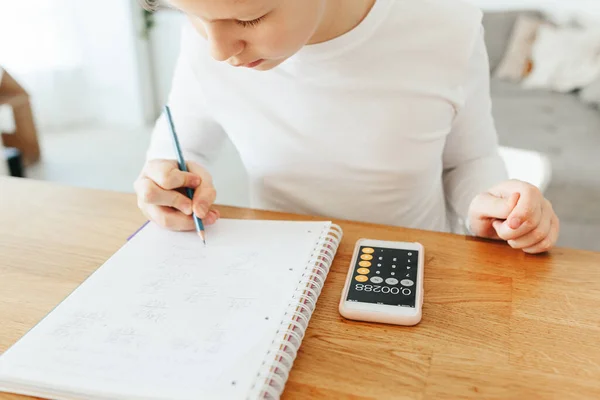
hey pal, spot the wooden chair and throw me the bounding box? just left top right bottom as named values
left=0, top=68, right=41, bottom=166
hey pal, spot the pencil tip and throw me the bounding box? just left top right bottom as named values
left=198, top=230, right=206, bottom=245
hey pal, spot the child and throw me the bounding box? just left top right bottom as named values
left=135, top=0, right=560, bottom=254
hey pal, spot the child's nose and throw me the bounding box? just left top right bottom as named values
left=206, top=24, right=245, bottom=62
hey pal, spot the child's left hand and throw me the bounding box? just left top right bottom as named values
left=467, top=179, right=559, bottom=254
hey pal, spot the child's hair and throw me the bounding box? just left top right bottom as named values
left=139, top=0, right=161, bottom=11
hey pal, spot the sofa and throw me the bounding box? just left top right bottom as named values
left=481, top=10, right=600, bottom=252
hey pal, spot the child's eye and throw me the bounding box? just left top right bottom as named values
left=237, top=16, right=265, bottom=28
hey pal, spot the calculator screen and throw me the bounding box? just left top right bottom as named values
left=345, top=246, right=418, bottom=308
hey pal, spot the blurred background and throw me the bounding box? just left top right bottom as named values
left=1, top=0, right=599, bottom=251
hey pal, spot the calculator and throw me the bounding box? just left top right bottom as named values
left=339, top=238, right=424, bottom=326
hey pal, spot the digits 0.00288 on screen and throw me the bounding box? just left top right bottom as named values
left=354, top=284, right=411, bottom=295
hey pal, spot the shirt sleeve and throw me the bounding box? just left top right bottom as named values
left=145, top=24, right=227, bottom=173
left=442, top=25, right=509, bottom=231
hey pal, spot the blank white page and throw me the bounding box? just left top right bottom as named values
left=0, top=218, right=332, bottom=400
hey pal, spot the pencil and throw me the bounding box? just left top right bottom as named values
left=164, top=105, right=206, bottom=245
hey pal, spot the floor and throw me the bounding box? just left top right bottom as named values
left=20, top=107, right=600, bottom=253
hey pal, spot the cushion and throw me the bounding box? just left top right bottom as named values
left=493, top=14, right=547, bottom=82
left=522, top=24, right=600, bottom=92
left=481, top=10, right=543, bottom=72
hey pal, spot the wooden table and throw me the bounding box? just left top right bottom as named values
left=1, top=176, right=600, bottom=399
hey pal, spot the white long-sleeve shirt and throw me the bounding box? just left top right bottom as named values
left=146, top=0, right=508, bottom=234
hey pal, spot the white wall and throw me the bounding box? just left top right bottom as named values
left=470, top=0, right=600, bottom=24
left=472, top=0, right=599, bottom=11
left=73, top=0, right=153, bottom=129
left=0, top=0, right=154, bottom=131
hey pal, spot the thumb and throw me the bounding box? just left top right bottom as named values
left=471, top=192, right=520, bottom=221
left=186, top=161, right=217, bottom=218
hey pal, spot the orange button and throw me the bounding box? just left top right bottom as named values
left=362, top=247, right=375, bottom=254
left=360, top=254, right=373, bottom=261
left=357, top=268, right=370, bottom=275
left=355, top=275, right=368, bottom=282
left=359, top=261, right=371, bottom=267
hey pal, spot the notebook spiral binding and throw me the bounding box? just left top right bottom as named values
left=249, top=223, right=343, bottom=399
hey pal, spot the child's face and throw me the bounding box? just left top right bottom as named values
left=169, top=0, right=326, bottom=70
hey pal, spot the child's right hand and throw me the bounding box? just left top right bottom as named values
left=134, top=159, right=220, bottom=231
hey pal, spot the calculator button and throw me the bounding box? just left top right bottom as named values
left=385, top=278, right=399, bottom=285
left=355, top=275, right=368, bottom=282
left=359, top=261, right=371, bottom=267
left=402, top=288, right=411, bottom=295
left=401, top=279, right=414, bottom=287
left=362, top=248, right=374, bottom=254
left=370, top=276, right=383, bottom=284
left=357, top=268, right=370, bottom=275
left=360, top=254, right=373, bottom=261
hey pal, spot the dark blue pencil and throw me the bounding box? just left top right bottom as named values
left=164, top=105, right=206, bottom=245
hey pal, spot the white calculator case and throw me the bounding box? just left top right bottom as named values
left=339, top=238, right=424, bottom=326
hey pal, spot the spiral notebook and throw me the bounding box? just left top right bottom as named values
left=0, top=218, right=342, bottom=400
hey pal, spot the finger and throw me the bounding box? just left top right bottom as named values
left=505, top=185, right=543, bottom=230
left=488, top=179, right=536, bottom=199
left=143, top=204, right=196, bottom=231
left=493, top=198, right=548, bottom=241
left=193, top=185, right=217, bottom=218
left=144, top=160, right=201, bottom=190
left=202, top=209, right=220, bottom=226
left=183, top=161, right=218, bottom=218
left=504, top=204, right=552, bottom=248
left=135, top=177, right=194, bottom=215
left=470, top=192, right=520, bottom=221
left=522, top=213, right=560, bottom=254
